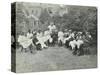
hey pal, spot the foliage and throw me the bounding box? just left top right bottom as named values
left=16, top=4, right=97, bottom=44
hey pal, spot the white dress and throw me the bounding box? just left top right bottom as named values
left=58, top=31, right=64, bottom=43
left=44, top=30, right=52, bottom=42
left=18, top=35, right=32, bottom=48
left=36, top=32, right=47, bottom=48
left=48, top=25, right=56, bottom=33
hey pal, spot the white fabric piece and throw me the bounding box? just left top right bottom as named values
left=48, top=25, right=56, bottom=32
left=58, top=31, right=64, bottom=43
left=18, top=35, right=32, bottom=48
left=27, top=33, right=33, bottom=39
left=69, top=40, right=77, bottom=50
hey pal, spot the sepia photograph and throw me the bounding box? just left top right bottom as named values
left=11, top=2, right=97, bottom=73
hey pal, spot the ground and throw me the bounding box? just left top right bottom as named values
left=16, top=46, right=97, bottom=73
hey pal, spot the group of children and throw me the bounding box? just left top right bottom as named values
left=16, top=22, right=92, bottom=56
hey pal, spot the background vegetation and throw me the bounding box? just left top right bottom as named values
left=15, top=2, right=97, bottom=46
